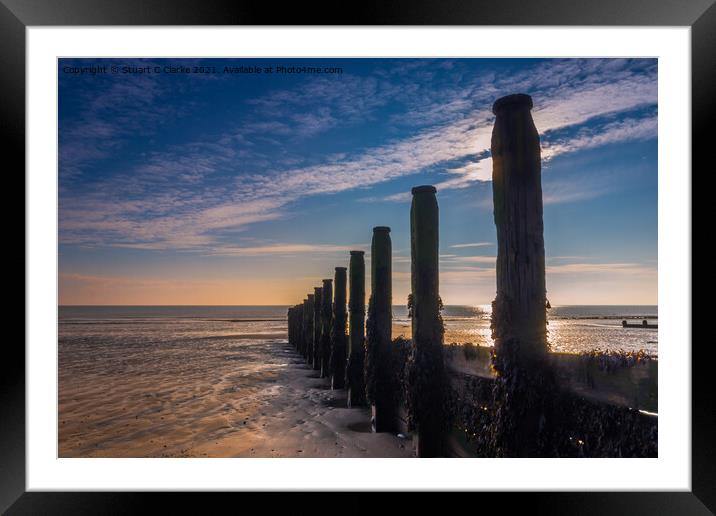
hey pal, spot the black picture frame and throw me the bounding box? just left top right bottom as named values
left=3, top=0, right=709, bottom=513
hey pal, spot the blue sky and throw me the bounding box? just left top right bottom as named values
left=58, top=58, right=657, bottom=305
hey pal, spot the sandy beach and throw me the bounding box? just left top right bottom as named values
left=58, top=304, right=657, bottom=458
left=59, top=336, right=413, bottom=458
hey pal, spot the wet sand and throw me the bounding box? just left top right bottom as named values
left=59, top=338, right=414, bottom=458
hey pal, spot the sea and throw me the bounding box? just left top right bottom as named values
left=59, top=305, right=658, bottom=355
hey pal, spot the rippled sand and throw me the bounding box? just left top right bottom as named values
left=59, top=337, right=413, bottom=458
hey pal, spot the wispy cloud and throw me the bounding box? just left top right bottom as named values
left=59, top=58, right=657, bottom=252
left=450, top=242, right=493, bottom=249
left=546, top=262, right=656, bottom=275
left=542, top=112, right=657, bottom=161
left=542, top=178, right=612, bottom=205
left=451, top=256, right=496, bottom=264
left=547, top=255, right=588, bottom=261
left=59, top=60, right=178, bottom=184
left=207, top=243, right=364, bottom=257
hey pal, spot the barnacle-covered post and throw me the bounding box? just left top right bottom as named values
left=366, top=226, right=396, bottom=432
left=331, top=267, right=348, bottom=389
left=408, top=185, right=446, bottom=457
left=313, top=287, right=322, bottom=370
left=346, top=250, right=366, bottom=407
left=320, top=279, right=333, bottom=378
left=304, top=294, right=315, bottom=363
left=490, top=93, right=552, bottom=456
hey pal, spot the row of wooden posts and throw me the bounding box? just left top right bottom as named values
left=287, top=94, right=658, bottom=458
left=287, top=93, right=550, bottom=457
left=287, top=183, right=444, bottom=457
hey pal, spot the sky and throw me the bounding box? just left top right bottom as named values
left=58, top=58, right=658, bottom=306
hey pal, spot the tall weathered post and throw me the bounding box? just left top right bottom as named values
left=304, top=294, right=315, bottom=363
left=312, top=287, right=322, bottom=371
left=490, top=93, right=553, bottom=456
left=408, top=185, right=446, bottom=457
left=330, top=267, right=348, bottom=389
left=365, top=226, right=396, bottom=432
left=346, top=250, right=366, bottom=407
left=320, top=279, right=333, bottom=378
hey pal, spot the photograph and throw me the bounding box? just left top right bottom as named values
left=57, top=57, right=659, bottom=459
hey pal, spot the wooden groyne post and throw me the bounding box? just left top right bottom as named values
left=287, top=306, right=294, bottom=348
left=492, top=93, right=547, bottom=354
left=490, top=93, right=553, bottom=456
left=320, top=278, right=333, bottom=378
left=304, top=294, right=315, bottom=363
left=299, top=298, right=307, bottom=358
left=347, top=250, right=366, bottom=407
left=366, top=226, right=396, bottom=432
left=288, top=304, right=303, bottom=352
left=301, top=301, right=308, bottom=357
left=331, top=267, right=348, bottom=389
left=313, top=287, right=322, bottom=370
left=409, top=185, right=446, bottom=457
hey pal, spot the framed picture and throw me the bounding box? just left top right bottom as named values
left=6, top=0, right=709, bottom=512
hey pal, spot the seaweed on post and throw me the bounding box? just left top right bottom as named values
left=405, top=185, right=449, bottom=457
left=488, top=94, right=557, bottom=457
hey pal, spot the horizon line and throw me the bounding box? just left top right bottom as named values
left=58, top=303, right=658, bottom=307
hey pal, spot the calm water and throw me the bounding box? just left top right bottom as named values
left=59, top=305, right=657, bottom=355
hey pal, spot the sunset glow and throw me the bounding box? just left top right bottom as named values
left=58, top=58, right=657, bottom=306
